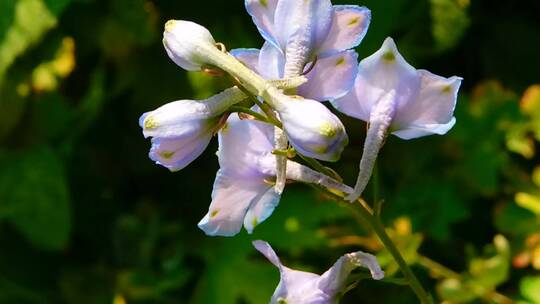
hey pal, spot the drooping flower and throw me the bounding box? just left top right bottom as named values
left=253, top=240, right=384, bottom=304
left=139, top=87, right=246, bottom=171
left=332, top=37, right=463, bottom=201
left=198, top=113, right=352, bottom=236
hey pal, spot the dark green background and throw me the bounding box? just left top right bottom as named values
left=1, top=0, right=540, bottom=303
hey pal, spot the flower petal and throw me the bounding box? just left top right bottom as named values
left=198, top=170, right=272, bottom=236
left=319, top=5, right=371, bottom=54
left=253, top=240, right=323, bottom=303
left=331, top=37, right=420, bottom=121
left=274, top=0, right=333, bottom=76
left=244, top=186, right=281, bottom=233
left=392, top=69, right=462, bottom=134
left=149, top=136, right=211, bottom=171
left=163, top=20, right=216, bottom=71
left=277, top=97, right=349, bottom=162
left=245, top=0, right=280, bottom=48
left=252, top=240, right=283, bottom=269
left=217, top=114, right=275, bottom=176
left=140, top=99, right=214, bottom=139
left=297, top=50, right=358, bottom=101
left=318, top=251, right=384, bottom=296
left=258, top=42, right=285, bottom=79
left=230, top=48, right=261, bottom=73
left=392, top=118, right=456, bottom=140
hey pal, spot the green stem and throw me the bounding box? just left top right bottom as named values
left=228, top=106, right=272, bottom=124
left=354, top=203, right=433, bottom=304
left=313, top=184, right=432, bottom=304
left=298, top=154, right=337, bottom=179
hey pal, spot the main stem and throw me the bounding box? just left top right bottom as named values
left=353, top=201, right=433, bottom=304
left=317, top=184, right=433, bottom=303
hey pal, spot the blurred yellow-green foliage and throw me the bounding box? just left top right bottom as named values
left=1, top=0, right=540, bottom=303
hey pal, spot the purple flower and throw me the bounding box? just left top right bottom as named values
left=253, top=240, right=384, bottom=303
left=139, top=87, right=245, bottom=171
left=240, top=0, right=371, bottom=100
left=198, top=112, right=352, bottom=236
left=332, top=38, right=462, bottom=201
left=162, top=20, right=217, bottom=71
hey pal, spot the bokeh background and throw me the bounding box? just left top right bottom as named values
left=1, top=0, right=540, bottom=303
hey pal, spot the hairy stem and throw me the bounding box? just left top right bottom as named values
left=228, top=106, right=271, bottom=123
left=347, top=91, right=396, bottom=202
left=287, top=161, right=353, bottom=194
left=275, top=128, right=288, bottom=194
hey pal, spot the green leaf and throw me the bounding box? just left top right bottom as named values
left=430, top=0, right=470, bottom=51
left=387, top=182, right=469, bottom=241
left=495, top=203, right=540, bottom=237
left=468, top=235, right=510, bottom=289
left=190, top=236, right=276, bottom=304
left=520, top=276, right=540, bottom=303
left=437, top=278, right=477, bottom=303
left=0, top=147, right=71, bottom=250
left=0, top=0, right=58, bottom=82
left=252, top=189, right=349, bottom=250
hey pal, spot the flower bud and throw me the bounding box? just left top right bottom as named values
left=139, top=87, right=245, bottom=171
left=162, top=20, right=217, bottom=71
left=277, top=96, right=348, bottom=162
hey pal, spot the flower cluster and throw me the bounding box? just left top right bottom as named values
left=139, top=0, right=461, bottom=302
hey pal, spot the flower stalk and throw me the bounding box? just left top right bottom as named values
left=313, top=182, right=433, bottom=304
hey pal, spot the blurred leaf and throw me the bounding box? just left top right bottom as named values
left=468, top=235, right=510, bottom=289
left=430, top=0, right=470, bottom=51
left=0, top=0, right=58, bottom=82
left=436, top=236, right=511, bottom=303
left=0, top=0, right=16, bottom=42
left=252, top=189, right=350, bottom=250
left=520, top=276, right=540, bottom=303
left=520, top=85, right=540, bottom=118
left=59, top=268, right=113, bottom=304
left=506, top=123, right=535, bottom=159
left=436, top=278, right=476, bottom=303
left=0, top=275, right=45, bottom=304
left=31, top=36, right=75, bottom=93
left=377, top=217, right=423, bottom=275
left=515, top=192, right=540, bottom=216
left=533, top=167, right=540, bottom=188
left=495, top=203, right=540, bottom=237
left=452, top=81, right=519, bottom=195
left=388, top=182, right=468, bottom=241
left=99, top=0, right=158, bottom=59
left=0, top=79, right=27, bottom=141
left=190, top=236, right=276, bottom=304
left=0, top=147, right=70, bottom=250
